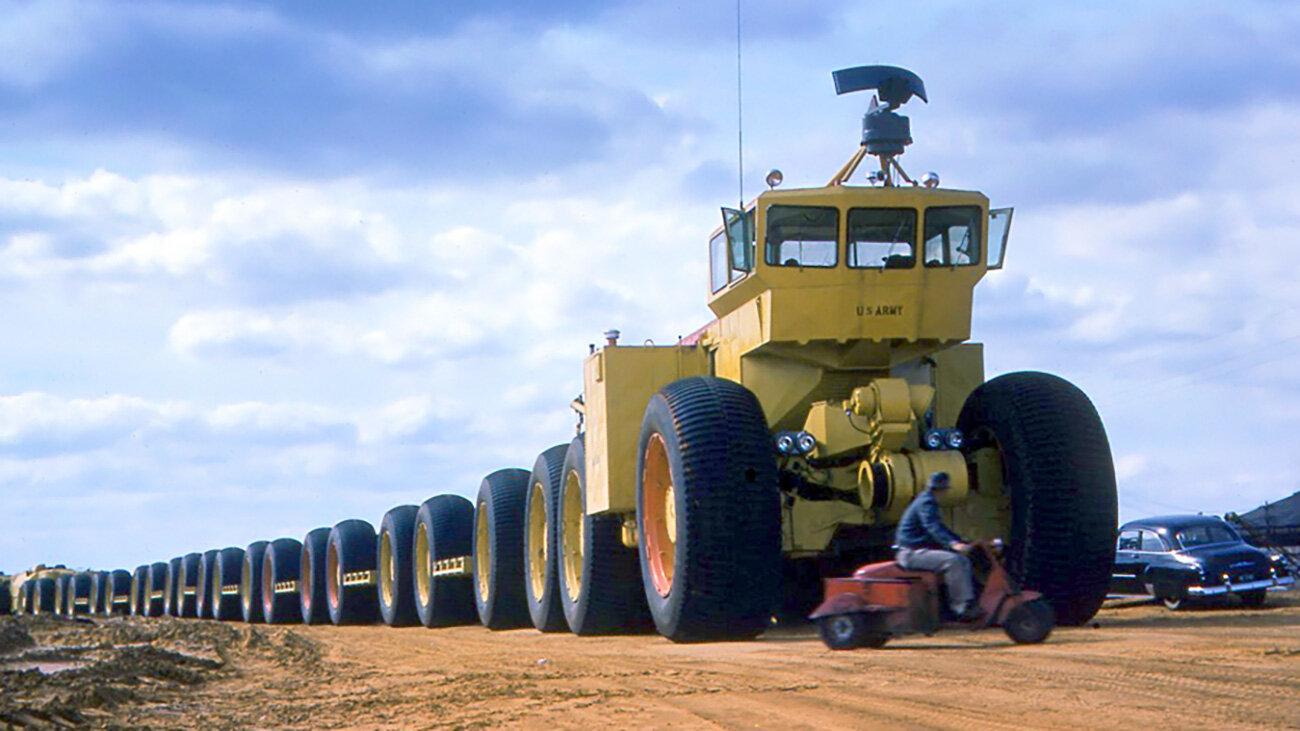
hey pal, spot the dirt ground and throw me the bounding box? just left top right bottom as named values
left=2, top=593, right=1297, bottom=730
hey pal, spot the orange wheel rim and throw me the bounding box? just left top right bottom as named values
left=642, top=433, right=676, bottom=598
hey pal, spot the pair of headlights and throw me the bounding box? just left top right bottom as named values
left=923, top=428, right=964, bottom=451
left=774, top=430, right=818, bottom=455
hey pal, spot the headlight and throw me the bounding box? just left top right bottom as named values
left=796, top=432, right=818, bottom=454
left=945, top=429, right=964, bottom=449
left=923, top=429, right=944, bottom=450
left=774, top=432, right=795, bottom=454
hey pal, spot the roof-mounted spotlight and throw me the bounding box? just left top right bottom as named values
left=765, top=169, right=784, bottom=189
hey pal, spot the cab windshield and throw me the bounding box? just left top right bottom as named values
left=765, top=205, right=837, bottom=267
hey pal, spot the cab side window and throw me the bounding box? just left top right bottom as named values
left=1117, top=530, right=1141, bottom=551
left=765, top=205, right=838, bottom=268
left=709, top=230, right=729, bottom=293
left=1140, top=531, right=1167, bottom=552
left=923, top=206, right=981, bottom=267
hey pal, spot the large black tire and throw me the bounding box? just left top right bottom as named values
left=525, top=444, right=569, bottom=632
left=18, top=580, right=31, bottom=615
left=105, top=570, right=133, bottom=616
left=958, top=371, right=1118, bottom=627
left=241, top=540, right=269, bottom=623
left=130, top=566, right=149, bottom=616
left=175, top=553, right=201, bottom=618
left=88, top=571, right=109, bottom=615
left=300, top=527, right=331, bottom=625
left=378, top=505, right=419, bottom=627
left=68, top=573, right=92, bottom=616
left=211, top=548, right=246, bottom=621
left=327, top=519, right=379, bottom=625
left=636, top=377, right=782, bottom=642
left=163, top=557, right=183, bottom=617
left=196, top=550, right=219, bottom=619
left=32, top=577, right=57, bottom=614
left=146, top=562, right=168, bottom=617
left=262, top=538, right=303, bottom=624
left=557, top=436, right=652, bottom=635
left=413, top=495, right=477, bottom=628
left=1003, top=599, right=1055, bottom=644
left=473, top=469, right=532, bottom=630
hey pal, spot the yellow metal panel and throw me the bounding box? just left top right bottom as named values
left=583, top=345, right=709, bottom=515
left=930, top=343, right=984, bottom=427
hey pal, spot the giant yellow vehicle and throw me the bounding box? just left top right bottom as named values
left=7, top=67, right=1117, bottom=646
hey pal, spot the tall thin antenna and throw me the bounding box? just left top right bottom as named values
left=735, top=0, right=744, bottom=212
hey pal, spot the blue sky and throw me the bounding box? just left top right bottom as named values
left=3, top=0, right=1299, bottom=572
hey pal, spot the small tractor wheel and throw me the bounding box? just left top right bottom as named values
left=327, top=519, right=380, bottom=625
left=146, top=562, right=169, bottom=617
left=817, top=613, right=884, bottom=650
left=300, top=528, right=332, bottom=625
left=378, top=505, right=420, bottom=627
left=241, top=541, right=270, bottom=623
left=177, top=553, right=200, bottom=618
left=557, top=435, right=652, bottom=635
left=636, top=376, right=781, bottom=642
left=1239, top=589, right=1268, bottom=608
left=262, top=538, right=303, bottom=624
left=211, top=548, right=245, bottom=621
left=473, top=469, right=532, bottom=630
left=524, top=444, right=570, bottom=632
left=958, top=371, right=1118, bottom=627
left=1003, top=599, right=1055, bottom=644
left=413, top=495, right=478, bottom=627
left=196, top=550, right=219, bottom=619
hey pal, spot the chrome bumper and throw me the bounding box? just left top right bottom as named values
left=1187, top=575, right=1295, bottom=597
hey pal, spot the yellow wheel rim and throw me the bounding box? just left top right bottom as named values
left=642, top=433, right=676, bottom=598
left=380, top=531, right=396, bottom=609
left=527, top=480, right=549, bottom=600
left=415, top=525, right=431, bottom=607
left=561, top=469, right=585, bottom=602
left=475, top=500, right=491, bottom=604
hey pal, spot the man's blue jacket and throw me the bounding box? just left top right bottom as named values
left=894, top=488, right=964, bottom=550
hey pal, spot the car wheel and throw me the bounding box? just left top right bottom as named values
left=1159, top=594, right=1186, bottom=611
left=1239, top=589, right=1267, bottom=608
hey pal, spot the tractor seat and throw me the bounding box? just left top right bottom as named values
left=852, top=561, right=940, bottom=590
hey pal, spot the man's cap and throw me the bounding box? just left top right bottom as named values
left=927, top=472, right=951, bottom=490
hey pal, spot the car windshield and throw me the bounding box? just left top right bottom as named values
left=1175, top=523, right=1240, bottom=549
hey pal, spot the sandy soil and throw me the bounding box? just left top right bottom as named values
left=2, top=593, right=1297, bottom=730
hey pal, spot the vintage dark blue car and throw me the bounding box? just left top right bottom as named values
left=1110, top=514, right=1294, bottom=609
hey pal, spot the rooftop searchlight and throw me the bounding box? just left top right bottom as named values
left=828, top=65, right=935, bottom=188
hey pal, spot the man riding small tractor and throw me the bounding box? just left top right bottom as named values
left=810, top=472, right=1056, bottom=649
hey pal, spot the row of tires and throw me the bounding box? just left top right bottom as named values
left=8, top=378, right=782, bottom=641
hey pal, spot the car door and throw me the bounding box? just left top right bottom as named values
left=1137, top=530, right=1175, bottom=594
left=1111, top=529, right=1144, bottom=595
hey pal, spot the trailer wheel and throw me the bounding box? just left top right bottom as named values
left=636, top=376, right=781, bottom=642
left=557, top=436, right=652, bottom=635
left=1003, top=599, right=1054, bottom=644
left=54, top=575, right=69, bottom=616
left=378, top=505, right=419, bottom=627
left=525, top=444, right=569, bottom=632
left=958, top=371, right=1118, bottom=627
left=817, top=613, right=887, bottom=650
left=196, top=550, right=218, bottom=619
left=0, top=577, right=10, bottom=615
left=262, top=538, right=303, bottom=624
left=146, top=562, right=168, bottom=617
left=130, top=566, right=148, bottom=616
left=473, top=469, right=531, bottom=630
left=241, top=541, right=269, bottom=623
left=106, top=569, right=133, bottom=616
left=88, top=571, right=108, bottom=615
left=211, top=548, right=245, bottom=621
left=175, top=553, right=200, bottom=618
left=300, top=528, right=331, bottom=625
left=413, top=495, right=477, bottom=628
left=327, top=519, right=379, bottom=625
left=68, top=573, right=92, bottom=616
left=32, top=577, right=57, bottom=615
left=163, top=557, right=183, bottom=617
